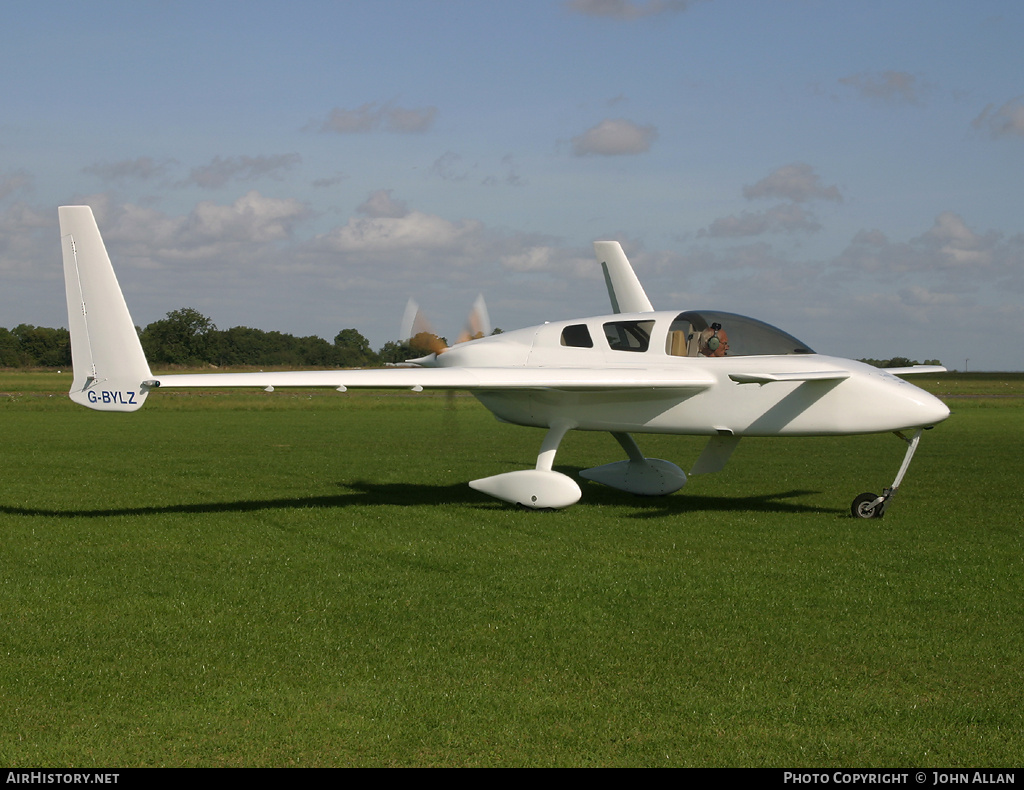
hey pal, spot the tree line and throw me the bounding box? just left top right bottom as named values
left=857, top=356, right=943, bottom=368
left=1, top=307, right=453, bottom=369
left=2, top=307, right=938, bottom=370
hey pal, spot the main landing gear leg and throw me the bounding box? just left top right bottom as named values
left=578, top=432, right=687, bottom=496
left=851, top=428, right=924, bottom=519
left=468, top=421, right=582, bottom=509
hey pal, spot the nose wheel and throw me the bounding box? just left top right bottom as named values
left=851, top=490, right=888, bottom=519
left=850, top=429, right=924, bottom=519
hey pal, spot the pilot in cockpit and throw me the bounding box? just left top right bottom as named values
left=698, top=323, right=729, bottom=357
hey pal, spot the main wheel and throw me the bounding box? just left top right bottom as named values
left=851, top=492, right=883, bottom=519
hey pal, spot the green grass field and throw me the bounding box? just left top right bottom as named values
left=1, top=371, right=1021, bottom=766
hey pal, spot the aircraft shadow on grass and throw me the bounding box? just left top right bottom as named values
left=0, top=477, right=837, bottom=520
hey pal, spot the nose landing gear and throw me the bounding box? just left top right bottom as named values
left=851, top=428, right=925, bottom=519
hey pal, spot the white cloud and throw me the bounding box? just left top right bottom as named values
left=566, top=0, right=703, bottom=19
left=699, top=204, right=821, bottom=238
left=432, top=152, right=525, bottom=187
left=835, top=212, right=1018, bottom=287
left=188, top=191, right=309, bottom=243
left=572, top=119, right=657, bottom=156
left=699, top=164, right=840, bottom=238
left=972, top=96, right=1024, bottom=139
left=317, top=104, right=378, bottom=133
left=312, top=173, right=348, bottom=188
left=483, top=155, right=525, bottom=187
left=839, top=71, right=922, bottom=105
left=385, top=105, right=438, bottom=133
left=834, top=229, right=916, bottom=274
left=431, top=152, right=470, bottom=182
left=315, top=210, right=486, bottom=258
left=315, top=103, right=437, bottom=134
left=83, top=157, right=176, bottom=183
left=357, top=189, right=410, bottom=219
left=898, top=284, right=959, bottom=307
left=916, top=211, right=998, bottom=267
left=0, top=170, right=32, bottom=202
left=184, top=154, right=302, bottom=189
left=743, top=163, right=842, bottom=204
left=500, top=246, right=556, bottom=272
left=0, top=202, right=53, bottom=278
left=102, top=191, right=311, bottom=258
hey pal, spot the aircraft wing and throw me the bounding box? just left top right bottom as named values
left=152, top=367, right=715, bottom=393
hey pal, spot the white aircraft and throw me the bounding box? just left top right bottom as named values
left=58, top=205, right=950, bottom=518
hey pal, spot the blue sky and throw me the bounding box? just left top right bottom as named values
left=2, top=0, right=1022, bottom=370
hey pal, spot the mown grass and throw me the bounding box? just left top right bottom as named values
left=0, top=371, right=1021, bottom=766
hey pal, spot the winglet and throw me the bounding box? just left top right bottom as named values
left=593, top=241, right=654, bottom=314
left=59, top=206, right=152, bottom=411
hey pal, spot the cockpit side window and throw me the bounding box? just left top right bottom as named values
left=603, top=320, right=655, bottom=352
left=560, top=323, right=594, bottom=348
left=666, top=315, right=699, bottom=357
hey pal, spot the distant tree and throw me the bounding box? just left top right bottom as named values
left=859, top=357, right=942, bottom=369
left=12, top=324, right=70, bottom=367
left=378, top=339, right=413, bottom=364
left=295, top=334, right=337, bottom=367
left=141, top=308, right=217, bottom=365
left=0, top=327, right=27, bottom=367
left=378, top=332, right=447, bottom=363
left=334, top=328, right=377, bottom=367
left=214, top=325, right=275, bottom=366
left=1, top=313, right=490, bottom=369
left=409, top=331, right=446, bottom=357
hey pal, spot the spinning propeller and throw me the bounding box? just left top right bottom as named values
left=400, top=295, right=491, bottom=355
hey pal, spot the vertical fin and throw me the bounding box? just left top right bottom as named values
left=59, top=206, right=152, bottom=412
left=593, top=241, right=654, bottom=314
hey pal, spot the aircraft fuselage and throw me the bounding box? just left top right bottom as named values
left=431, top=311, right=950, bottom=437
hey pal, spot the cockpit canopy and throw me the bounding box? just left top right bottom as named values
left=666, top=311, right=813, bottom=357
left=559, top=310, right=814, bottom=357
